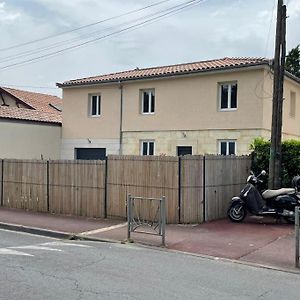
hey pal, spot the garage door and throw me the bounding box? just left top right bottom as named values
left=75, top=148, right=106, bottom=160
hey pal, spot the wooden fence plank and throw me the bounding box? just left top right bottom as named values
left=2, top=159, right=48, bottom=212
left=204, top=155, right=251, bottom=221
left=48, top=160, right=105, bottom=218
left=107, top=155, right=179, bottom=223
left=180, top=155, right=204, bottom=223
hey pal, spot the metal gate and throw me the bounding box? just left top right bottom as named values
left=127, top=194, right=166, bottom=246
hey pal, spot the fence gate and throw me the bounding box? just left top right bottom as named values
left=127, top=194, right=166, bottom=246
left=296, top=206, right=300, bottom=268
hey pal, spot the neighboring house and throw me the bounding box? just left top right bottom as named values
left=0, top=87, right=62, bottom=159
left=57, top=57, right=300, bottom=159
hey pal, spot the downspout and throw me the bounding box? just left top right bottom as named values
left=119, top=82, right=123, bottom=155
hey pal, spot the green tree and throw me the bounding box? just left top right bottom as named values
left=285, top=45, right=300, bottom=78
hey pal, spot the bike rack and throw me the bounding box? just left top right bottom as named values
left=296, top=206, right=300, bottom=268
left=127, top=194, right=166, bottom=246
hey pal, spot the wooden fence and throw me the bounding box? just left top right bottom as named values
left=0, top=155, right=251, bottom=223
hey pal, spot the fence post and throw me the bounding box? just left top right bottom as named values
left=296, top=206, right=300, bottom=268
left=47, top=160, right=50, bottom=212
left=127, top=194, right=132, bottom=241
left=161, top=196, right=166, bottom=246
left=1, top=159, right=3, bottom=207
left=104, top=156, right=108, bottom=218
left=203, top=156, right=206, bottom=223
left=178, top=156, right=181, bottom=224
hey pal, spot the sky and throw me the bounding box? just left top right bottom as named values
left=0, top=0, right=299, bottom=97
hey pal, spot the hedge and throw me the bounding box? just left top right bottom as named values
left=250, top=137, right=300, bottom=188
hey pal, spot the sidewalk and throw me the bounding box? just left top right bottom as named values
left=0, top=207, right=298, bottom=273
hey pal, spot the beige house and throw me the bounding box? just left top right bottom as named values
left=0, top=87, right=62, bottom=159
left=57, top=57, right=300, bottom=159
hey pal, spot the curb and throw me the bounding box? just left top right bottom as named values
left=0, top=222, right=74, bottom=240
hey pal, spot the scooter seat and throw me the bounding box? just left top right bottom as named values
left=262, top=188, right=295, bottom=199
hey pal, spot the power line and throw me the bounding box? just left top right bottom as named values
left=0, top=0, right=173, bottom=52
left=0, top=0, right=196, bottom=64
left=0, top=0, right=206, bottom=71
left=264, top=0, right=277, bottom=57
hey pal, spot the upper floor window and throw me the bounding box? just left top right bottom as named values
left=219, top=82, right=237, bottom=110
left=141, top=89, right=155, bottom=114
left=218, top=140, right=236, bottom=155
left=140, top=140, right=155, bottom=155
left=290, top=91, right=296, bottom=118
left=89, top=94, right=101, bottom=117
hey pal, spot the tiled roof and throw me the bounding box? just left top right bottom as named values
left=0, top=87, right=62, bottom=124
left=58, top=57, right=270, bottom=87
left=0, top=106, right=62, bottom=124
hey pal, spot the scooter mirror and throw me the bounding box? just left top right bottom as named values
left=261, top=170, right=267, bottom=176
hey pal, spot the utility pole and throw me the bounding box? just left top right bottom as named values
left=268, top=0, right=286, bottom=189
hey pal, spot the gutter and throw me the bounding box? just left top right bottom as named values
left=119, top=82, right=123, bottom=155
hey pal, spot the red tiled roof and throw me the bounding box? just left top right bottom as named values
left=0, top=106, right=61, bottom=124
left=58, top=57, right=270, bottom=87
left=0, top=87, right=62, bottom=124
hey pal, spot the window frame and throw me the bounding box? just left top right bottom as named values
left=218, top=82, right=238, bottom=111
left=218, top=140, right=237, bottom=156
left=140, top=140, right=155, bottom=156
left=141, top=89, right=155, bottom=115
left=89, top=94, right=101, bottom=117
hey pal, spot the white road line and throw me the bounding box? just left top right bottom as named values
left=80, top=222, right=127, bottom=236
left=41, top=242, right=91, bottom=248
left=0, top=248, right=34, bottom=256
left=10, top=245, right=63, bottom=252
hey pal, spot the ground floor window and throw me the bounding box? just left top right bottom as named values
left=140, top=140, right=155, bottom=156
left=177, top=146, right=192, bottom=156
left=75, top=148, right=106, bottom=160
left=218, top=140, right=236, bottom=155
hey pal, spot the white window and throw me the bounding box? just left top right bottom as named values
left=141, top=89, right=155, bottom=114
left=219, top=82, right=237, bottom=110
left=140, top=140, right=155, bottom=156
left=218, top=140, right=236, bottom=155
left=89, top=94, right=101, bottom=116
left=290, top=91, right=296, bottom=118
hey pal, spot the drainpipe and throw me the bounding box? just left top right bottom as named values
left=119, top=82, right=123, bottom=155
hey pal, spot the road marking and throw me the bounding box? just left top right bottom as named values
left=0, top=248, right=34, bottom=256
left=41, top=241, right=91, bottom=248
left=80, top=223, right=127, bottom=236
left=11, top=245, right=63, bottom=251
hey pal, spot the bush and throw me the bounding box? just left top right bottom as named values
left=250, top=138, right=300, bottom=187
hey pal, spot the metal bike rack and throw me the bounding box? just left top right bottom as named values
left=296, top=206, right=300, bottom=268
left=127, top=194, right=166, bottom=246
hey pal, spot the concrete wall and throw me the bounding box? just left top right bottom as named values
left=0, top=119, right=61, bottom=159
left=262, top=70, right=300, bottom=136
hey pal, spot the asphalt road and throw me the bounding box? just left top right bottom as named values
left=0, top=229, right=299, bottom=300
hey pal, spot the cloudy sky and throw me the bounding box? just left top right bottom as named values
left=0, top=0, right=299, bottom=96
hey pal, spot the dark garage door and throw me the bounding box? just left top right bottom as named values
left=177, top=146, right=192, bottom=156
left=75, top=148, right=106, bottom=160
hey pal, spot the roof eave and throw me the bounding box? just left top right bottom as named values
left=0, top=116, right=62, bottom=125
left=57, top=62, right=270, bottom=88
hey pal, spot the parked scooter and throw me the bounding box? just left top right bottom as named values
left=227, top=170, right=300, bottom=223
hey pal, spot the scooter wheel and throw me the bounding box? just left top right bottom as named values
left=228, top=203, right=246, bottom=223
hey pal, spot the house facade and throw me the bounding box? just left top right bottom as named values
left=57, top=57, right=300, bottom=159
left=0, top=87, right=62, bottom=159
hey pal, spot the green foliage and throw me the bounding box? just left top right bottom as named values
left=250, top=138, right=300, bottom=187
left=286, top=45, right=300, bottom=78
